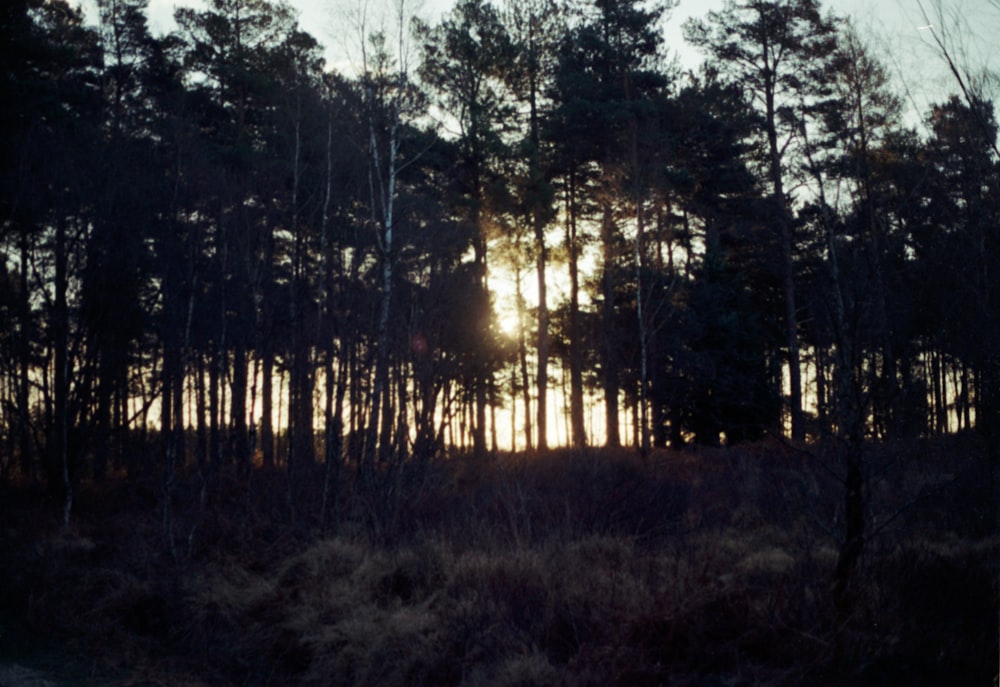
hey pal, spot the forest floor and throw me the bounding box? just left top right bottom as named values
left=0, top=435, right=997, bottom=686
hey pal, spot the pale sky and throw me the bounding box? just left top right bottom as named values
left=114, top=0, right=995, bottom=128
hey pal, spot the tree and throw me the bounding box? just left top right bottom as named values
left=549, top=0, right=673, bottom=448
left=360, top=23, right=415, bottom=473
left=86, top=0, right=166, bottom=478
left=681, top=246, right=775, bottom=445
left=502, top=0, right=565, bottom=450
left=913, top=0, right=999, bottom=160
left=686, top=0, right=839, bottom=441
left=176, top=0, right=299, bottom=474
left=652, top=70, right=777, bottom=446
left=0, top=0, right=103, bottom=521
left=418, top=0, right=515, bottom=454
left=921, top=96, right=1000, bottom=440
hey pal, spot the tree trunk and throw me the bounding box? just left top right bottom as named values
left=535, top=236, right=548, bottom=451
left=322, top=349, right=347, bottom=532
left=365, top=88, right=397, bottom=476
left=261, top=346, right=274, bottom=468
left=802, top=122, right=866, bottom=618
left=516, top=267, right=533, bottom=452
left=17, top=227, right=34, bottom=481
left=320, top=101, right=343, bottom=531
left=567, top=170, right=586, bottom=449
left=231, top=343, right=249, bottom=468
left=53, top=217, right=72, bottom=526
left=633, top=187, right=649, bottom=453
left=530, top=93, right=549, bottom=453
left=209, top=346, right=221, bottom=467
left=195, top=353, right=208, bottom=472
left=765, top=82, right=804, bottom=441
left=600, top=202, right=620, bottom=448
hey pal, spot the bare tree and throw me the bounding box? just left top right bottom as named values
left=352, top=0, right=423, bottom=477
left=912, top=0, right=999, bottom=157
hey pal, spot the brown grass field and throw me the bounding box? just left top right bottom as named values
left=1, top=435, right=997, bottom=686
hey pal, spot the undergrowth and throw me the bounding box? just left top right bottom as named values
left=0, top=436, right=996, bottom=686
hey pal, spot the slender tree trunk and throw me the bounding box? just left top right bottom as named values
left=212, top=229, right=228, bottom=467
left=365, top=90, right=397, bottom=477
left=115, top=365, right=128, bottom=471
left=93, top=354, right=111, bottom=481
left=378, top=365, right=394, bottom=462
left=765, top=86, right=804, bottom=441
left=600, top=201, right=620, bottom=448
left=535, top=237, right=549, bottom=451
left=288, top=98, right=314, bottom=486
left=932, top=351, right=946, bottom=434
left=625, top=79, right=650, bottom=454
left=161, top=348, right=176, bottom=558
left=779, top=204, right=803, bottom=440
left=567, top=170, right=586, bottom=449
left=832, top=436, right=864, bottom=612
left=209, top=346, right=221, bottom=467
left=260, top=218, right=275, bottom=469
left=473, top=271, right=488, bottom=456
left=323, top=351, right=347, bottom=531
left=802, top=122, right=865, bottom=616
left=173, top=354, right=185, bottom=471
left=528, top=76, right=549, bottom=453
left=261, top=346, right=274, bottom=468
left=17, top=227, right=34, bottom=481
left=320, top=102, right=343, bottom=531
left=196, top=353, right=208, bottom=472
left=633, top=180, right=649, bottom=453
left=471, top=151, right=489, bottom=457
left=962, top=363, right=972, bottom=430
left=349, top=336, right=361, bottom=461
left=816, top=344, right=828, bottom=434
left=231, top=344, right=249, bottom=468
left=53, top=218, right=72, bottom=526
left=827, top=246, right=866, bottom=619
left=515, top=265, right=533, bottom=451
left=160, top=260, right=185, bottom=559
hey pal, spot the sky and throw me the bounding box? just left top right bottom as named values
left=117, top=0, right=998, bottom=126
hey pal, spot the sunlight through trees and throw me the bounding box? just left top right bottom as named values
left=0, top=0, right=996, bottom=492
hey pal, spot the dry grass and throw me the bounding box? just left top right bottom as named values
left=0, top=436, right=995, bottom=686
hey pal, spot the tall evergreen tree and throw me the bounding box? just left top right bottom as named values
left=502, top=0, right=565, bottom=450
left=418, top=0, right=515, bottom=454
left=686, top=0, right=839, bottom=441
left=550, top=0, right=673, bottom=447
left=175, top=0, right=298, bottom=471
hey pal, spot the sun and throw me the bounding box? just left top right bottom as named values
left=497, top=309, right=521, bottom=338
left=489, top=265, right=534, bottom=339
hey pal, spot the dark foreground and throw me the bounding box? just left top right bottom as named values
left=1, top=437, right=996, bottom=686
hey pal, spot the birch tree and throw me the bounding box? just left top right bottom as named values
left=357, top=2, right=424, bottom=474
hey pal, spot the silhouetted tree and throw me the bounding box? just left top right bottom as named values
left=686, top=0, right=839, bottom=441
left=418, top=0, right=514, bottom=454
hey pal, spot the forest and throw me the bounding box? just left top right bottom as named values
left=0, top=0, right=998, bottom=684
